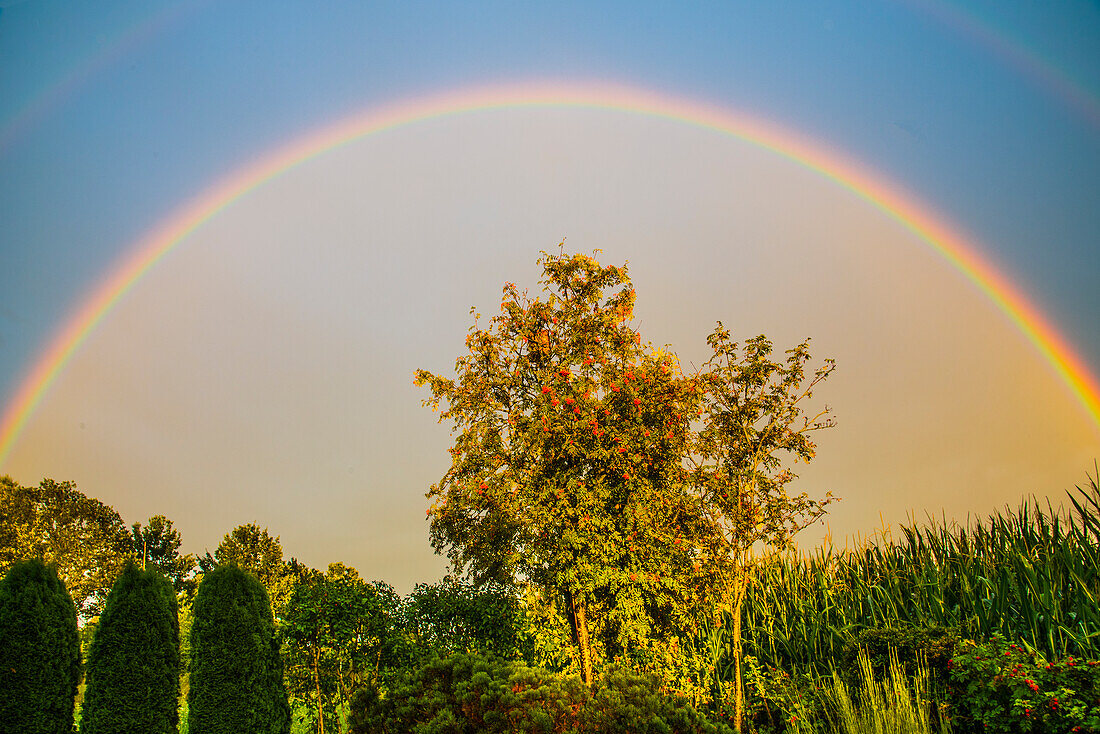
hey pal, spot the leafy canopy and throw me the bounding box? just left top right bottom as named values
left=0, top=477, right=129, bottom=618
left=129, top=514, right=197, bottom=597
left=417, top=249, right=838, bottom=694
left=416, top=250, right=710, bottom=671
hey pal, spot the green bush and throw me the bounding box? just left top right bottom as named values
left=80, top=563, right=180, bottom=733
left=187, top=565, right=290, bottom=734
left=839, top=625, right=960, bottom=686
left=946, top=634, right=1100, bottom=733
left=0, top=558, right=81, bottom=734
left=741, top=656, right=828, bottom=734
left=350, top=652, right=732, bottom=734
left=404, top=577, right=535, bottom=662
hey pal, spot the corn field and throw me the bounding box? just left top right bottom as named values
left=723, top=473, right=1100, bottom=675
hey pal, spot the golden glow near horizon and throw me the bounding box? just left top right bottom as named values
left=2, top=103, right=1096, bottom=590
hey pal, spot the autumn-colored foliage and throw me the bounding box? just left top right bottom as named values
left=416, top=250, right=709, bottom=684
left=416, top=248, right=837, bottom=719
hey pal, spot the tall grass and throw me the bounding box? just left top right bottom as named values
left=822, top=649, right=947, bottom=734
left=735, top=472, right=1100, bottom=674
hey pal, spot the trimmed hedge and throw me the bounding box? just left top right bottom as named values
left=187, top=565, right=290, bottom=734
left=80, top=563, right=180, bottom=733
left=350, top=653, right=733, bottom=734
left=0, top=558, right=81, bottom=734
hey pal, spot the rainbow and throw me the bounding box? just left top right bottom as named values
left=1, top=81, right=1098, bottom=468
left=903, top=0, right=1100, bottom=130
left=0, top=2, right=204, bottom=155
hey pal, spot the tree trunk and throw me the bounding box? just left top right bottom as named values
left=314, top=646, right=325, bottom=734
left=731, top=571, right=750, bottom=733
left=567, top=587, right=595, bottom=685
left=732, top=600, right=744, bottom=732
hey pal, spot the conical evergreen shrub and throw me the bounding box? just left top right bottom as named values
left=188, top=564, right=290, bottom=734
left=0, top=558, right=81, bottom=734
left=80, top=562, right=180, bottom=734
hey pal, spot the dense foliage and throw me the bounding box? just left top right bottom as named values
left=188, top=565, right=290, bottom=734
left=281, top=563, right=407, bottom=733
left=80, top=563, right=180, bottom=734
left=201, top=523, right=295, bottom=614
left=947, top=635, right=1100, bottom=734
left=404, top=575, right=535, bottom=661
left=0, top=476, right=130, bottom=617
left=416, top=251, right=710, bottom=685
left=349, top=652, right=734, bottom=734
left=416, top=250, right=836, bottom=714
left=0, top=558, right=81, bottom=734
left=0, top=473, right=1096, bottom=733
left=130, top=515, right=197, bottom=597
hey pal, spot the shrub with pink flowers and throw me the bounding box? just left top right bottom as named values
left=946, top=634, right=1100, bottom=733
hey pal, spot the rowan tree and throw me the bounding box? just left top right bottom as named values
left=690, top=324, right=836, bottom=730
left=416, top=249, right=706, bottom=684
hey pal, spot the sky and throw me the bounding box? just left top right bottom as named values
left=0, top=0, right=1098, bottom=592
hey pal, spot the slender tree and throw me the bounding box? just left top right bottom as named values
left=281, top=564, right=400, bottom=734
left=80, top=563, right=180, bottom=734
left=188, top=564, right=290, bottom=734
left=0, top=558, right=80, bottom=734
left=691, top=324, right=836, bottom=730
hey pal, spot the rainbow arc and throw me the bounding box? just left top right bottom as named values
left=1, top=82, right=1097, bottom=467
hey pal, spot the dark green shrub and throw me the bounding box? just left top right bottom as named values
left=80, top=563, right=180, bottom=733
left=840, top=625, right=961, bottom=685
left=188, top=565, right=290, bottom=734
left=350, top=652, right=732, bottom=734
left=0, top=558, right=81, bottom=734
left=404, top=576, right=535, bottom=662
left=946, top=635, right=1100, bottom=733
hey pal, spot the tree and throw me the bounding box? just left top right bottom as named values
left=129, top=514, right=197, bottom=597
left=202, top=523, right=294, bottom=615
left=690, top=325, right=836, bottom=730
left=80, top=563, right=180, bottom=734
left=0, top=475, right=34, bottom=567
left=0, top=477, right=129, bottom=617
left=416, top=250, right=705, bottom=684
left=0, top=558, right=81, bottom=734
left=188, top=565, right=290, bottom=734
left=281, top=564, right=403, bottom=734
left=404, top=575, right=532, bottom=662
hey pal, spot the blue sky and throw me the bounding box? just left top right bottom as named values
left=1, top=0, right=1098, bottom=588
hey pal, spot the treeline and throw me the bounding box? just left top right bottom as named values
left=3, top=473, right=1100, bottom=734
left=0, top=475, right=614, bottom=732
